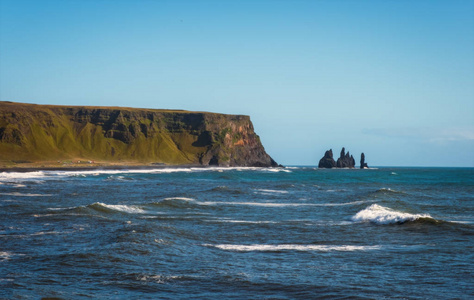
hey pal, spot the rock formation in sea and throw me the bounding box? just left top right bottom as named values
left=318, top=149, right=336, bottom=168
left=360, top=153, right=368, bottom=169
left=319, top=147, right=361, bottom=168
left=0, top=101, right=278, bottom=167
left=336, top=147, right=355, bottom=168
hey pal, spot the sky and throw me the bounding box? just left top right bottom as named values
left=1, top=0, right=473, bottom=167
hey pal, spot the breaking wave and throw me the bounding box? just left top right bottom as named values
left=0, top=171, right=48, bottom=181
left=89, top=202, right=146, bottom=214
left=0, top=167, right=284, bottom=182
left=0, top=192, right=53, bottom=197
left=352, top=204, right=435, bottom=225
left=255, top=189, right=289, bottom=194
left=375, top=188, right=404, bottom=194
left=263, top=168, right=292, bottom=173
left=206, top=218, right=278, bottom=224
left=204, top=244, right=382, bottom=252
left=0, top=251, right=25, bottom=261
left=201, top=200, right=372, bottom=207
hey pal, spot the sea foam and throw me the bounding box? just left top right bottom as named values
left=200, top=200, right=371, bottom=207
left=255, top=189, right=289, bottom=194
left=352, top=204, right=432, bottom=224
left=91, top=202, right=145, bottom=214
left=0, top=167, right=285, bottom=182
left=205, top=244, right=381, bottom=252
left=162, top=197, right=195, bottom=201
left=0, top=171, right=47, bottom=181
left=0, top=192, right=53, bottom=197
left=207, top=218, right=278, bottom=224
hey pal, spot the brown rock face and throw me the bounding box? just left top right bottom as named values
left=0, top=101, right=278, bottom=167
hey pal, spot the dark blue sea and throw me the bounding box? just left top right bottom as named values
left=1, top=167, right=473, bottom=299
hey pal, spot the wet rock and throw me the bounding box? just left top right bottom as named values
left=360, top=153, right=368, bottom=169
left=336, top=147, right=355, bottom=168
left=318, top=149, right=336, bottom=168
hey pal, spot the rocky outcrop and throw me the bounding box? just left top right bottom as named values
left=0, top=101, right=278, bottom=167
left=336, top=147, right=355, bottom=168
left=360, top=153, right=368, bottom=169
left=319, top=147, right=362, bottom=168
left=318, top=149, right=336, bottom=168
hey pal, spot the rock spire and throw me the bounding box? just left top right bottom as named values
left=360, top=153, right=369, bottom=169
left=318, top=147, right=367, bottom=169
left=336, top=147, right=355, bottom=168
left=318, top=149, right=336, bottom=168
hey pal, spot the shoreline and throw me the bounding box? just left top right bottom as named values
left=0, top=162, right=286, bottom=173
left=0, top=163, right=209, bottom=173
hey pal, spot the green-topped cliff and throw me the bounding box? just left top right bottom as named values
left=0, top=101, right=278, bottom=168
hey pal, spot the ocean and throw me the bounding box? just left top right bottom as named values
left=0, top=167, right=473, bottom=299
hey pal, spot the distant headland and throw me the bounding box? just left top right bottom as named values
left=0, top=101, right=278, bottom=169
left=318, top=147, right=369, bottom=169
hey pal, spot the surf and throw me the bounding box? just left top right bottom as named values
left=204, top=244, right=382, bottom=252
left=352, top=204, right=435, bottom=225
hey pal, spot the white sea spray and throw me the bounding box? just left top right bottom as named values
left=93, top=202, right=146, bottom=214
left=0, top=192, right=53, bottom=197
left=352, top=204, right=432, bottom=224
left=204, top=244, right=382, bottom=252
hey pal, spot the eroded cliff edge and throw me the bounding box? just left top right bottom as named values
left=0, top=101, right=278, bottom=168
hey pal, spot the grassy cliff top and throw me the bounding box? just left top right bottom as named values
left=0, top=101, right=245, bottom=117
left=0, top=101, right=276, bottom=169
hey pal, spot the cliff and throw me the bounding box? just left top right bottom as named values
left=0, top=101, right=278, bottom=168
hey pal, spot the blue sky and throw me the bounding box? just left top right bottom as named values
left=1, top=0, right=473, bottom=166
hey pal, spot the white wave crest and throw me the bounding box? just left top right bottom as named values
left=201, top=201, right=313, bottom=207
left=0, top=171, right=47, bottom=181
left=255, top=189, right=289, bottom=194
left=94, top=202, right=145, bottom=214
left=0, top=251, right=25, bottom=260
left=0, top=167, right=288, bottom=181
left=0, top=251, right=12, bottom=260
left=204, top=244, right=381, bottom=252
left=263, top=168, right=292, bottom=173
left=29, top=231, right=68, bottom=236
left=352, top=204, right=432, bottom=224
left=47, top=206, right=78, bottom=211
left=208, top=218, right=278, bottom=224
left=162, top=197, right=195, bottom=201
left=376, top=187, right=403, bottom=194
left=0, top=192, right=52, bottom=197
left=200, top=201, right=370, bottom=207
left=323, top=200, right=374, bottom=207
left=60, top=167, right=272, bottom=177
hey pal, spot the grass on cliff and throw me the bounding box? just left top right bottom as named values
left=0, top=101, right=263, bottom=168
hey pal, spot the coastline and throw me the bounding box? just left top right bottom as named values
left=0, top=101, right=279, bottom=168
left=0, top=161, right=207, bottom=173
left=0, top=160, right=286, bottom=173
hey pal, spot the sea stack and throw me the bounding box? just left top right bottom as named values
left=360, top=153, right=368, bottom=169
left=336, top=147, right=355, bottom=168
left=318, top=149, right=336, bottom=168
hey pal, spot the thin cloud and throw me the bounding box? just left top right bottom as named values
left=362, top=127, right=474, bottom=143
